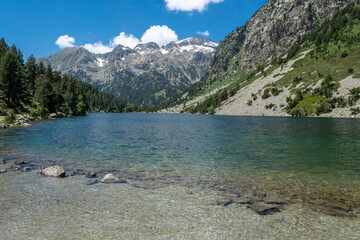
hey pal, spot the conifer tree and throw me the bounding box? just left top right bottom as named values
left=0, top=50, right=24, bottom=105
left=24, top=54, right=37, bottom=96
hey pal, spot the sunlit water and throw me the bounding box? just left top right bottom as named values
left=1, top=113, right=360, bottom=239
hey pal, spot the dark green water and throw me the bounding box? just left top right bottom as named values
left=1, top=113, right=360, bottom=239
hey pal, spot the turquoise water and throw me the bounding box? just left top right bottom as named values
left=1, top=113, right=360, bottom=239
left=1, top=113, right=360, bottom=176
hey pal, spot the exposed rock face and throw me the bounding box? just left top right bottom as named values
left=40, top=165, right=66, bottom=178
left=38, top=37, right=218, bottom=106
left=205, top=0, right=353, bottom=83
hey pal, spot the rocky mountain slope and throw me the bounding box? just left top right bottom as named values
left=159, top=0, right=360, bottom=118
left=38, top=37, right=217, bottom=106
left=205, top=0, right=354, bottom=83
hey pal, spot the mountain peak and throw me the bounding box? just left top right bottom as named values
left=135, top=42, right=160, bottom=50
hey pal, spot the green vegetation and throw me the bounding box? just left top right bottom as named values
left=0, top=38, right=139, bottom=122
left=173, top=2, right=360, bottom=116
left=4, top=110, right=17, bottom=124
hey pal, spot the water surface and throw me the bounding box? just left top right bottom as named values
left=1, top=113, right=360, bottom=239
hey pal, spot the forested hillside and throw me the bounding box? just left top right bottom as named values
left=0, top=38, right=139, bottom=124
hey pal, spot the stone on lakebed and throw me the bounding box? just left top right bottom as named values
left=99, top=173, right=128, bottom=183
left=40, top=165, right=66, bottom=178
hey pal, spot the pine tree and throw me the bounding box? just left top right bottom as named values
left=0, top=38, right=9, bottom=58
left=76, top=95, right=87, bottom=116
left=0, top=50, right=24, bottom=105
left=35, top=78, right=55, bottom=112
left=24, top=54, right=37, bottom=96
left=45, top=64, right=53, bottom=82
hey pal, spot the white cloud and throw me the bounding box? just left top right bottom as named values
left=197, top=30, right=210, bottom=36
left=82, top=42, right=113, bottom=54
left=141, top=25, right=178, bottom=47
left=165, top=0, right=224, bottom=12
left=111, top=32, right=141, bottom=49
left=54, top=25, right=179, bottom=53
left=55, top=35, right=75, bottom=48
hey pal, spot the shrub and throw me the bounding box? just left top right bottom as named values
left=348, top=68, right=354, bottom=73
left=271, top=87, right=282, bottom=96
left=350, top=107, right=360, bottom=115
left=265, top=103, right=275, bottom=109
left=341, top=51, right=348, bottom=58
left=207, top=105, right=215, bottom=115
left=261, top=88, right=271, bottom=99
left=247, top=100, right=253, bottom=106
left=4, top=110, right=17, bottom=124
left=293, top=76, right=302, bottom=84
left=251, top=93, right=258, bottom=101
left=316, top=102, right=332, bottom=115
left=30, top=107, right=50, bottom=118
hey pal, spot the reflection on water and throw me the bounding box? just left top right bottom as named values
left=1, top=113, right=360, bottom=239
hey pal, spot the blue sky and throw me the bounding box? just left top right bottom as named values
left=0, top=0, right=267, bottom=59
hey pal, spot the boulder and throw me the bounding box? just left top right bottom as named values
left=40, top=165, right=66, bottom=178
left=56, top=112, right=66, bottom=118
left=100, top=173, right=120, bottom=183
left=49, top=113, right=58, bottom=119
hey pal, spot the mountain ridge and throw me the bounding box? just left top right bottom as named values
left=37, top=36, right=218, bottom=106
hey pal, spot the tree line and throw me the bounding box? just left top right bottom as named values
left=0, top=38, right=140, bottom=117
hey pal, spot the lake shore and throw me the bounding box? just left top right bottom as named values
left=0, top=112, right=67, bottom=129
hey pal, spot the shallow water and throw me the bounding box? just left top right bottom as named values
left=1, top=113, right=360, bottom=239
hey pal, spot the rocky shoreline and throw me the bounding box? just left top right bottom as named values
left=0, top=112, right=66, bottom=129
left=0, top=156, right=359, bottom=218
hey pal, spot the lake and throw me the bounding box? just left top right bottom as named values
left=0, top=113, right=360, bottom=239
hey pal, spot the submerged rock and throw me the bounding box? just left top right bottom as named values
left=216, top=199, right=234, bottom=206
left=85, top=171, right=97, bottom=178
left=22, top=167, right=31, bottom=171
left=40, top=165, right=66, bottom=178
left=100, top=173, right=120, bottom=183
left=247, top=204, right=281, bottom=215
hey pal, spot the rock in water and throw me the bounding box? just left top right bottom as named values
left=0, top=158, right=5, bottom=164
left=85, top=171, right=97, bottom=178
left=100, top=173, right=120, bottom=183
left=248, top=204, right=281, bottom=215
left=40, top=165, right=66, bottom=178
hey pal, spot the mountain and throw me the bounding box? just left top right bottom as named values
left=37, top=37, right=218, bottom=106
left=159, top=0, right=360, bottom=118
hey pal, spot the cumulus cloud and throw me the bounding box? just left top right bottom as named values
left=141, top=25, right=178, bottom=47
left=197, top=30, right=210, bottom=36
left=55, top=35, right=75, bottom=48
left=111, top=32, right=141, bottom=49
left=82, top=42, right=113, bottom=54
left=54, top=25, right=179, bottom=53
left=165, top=0, right=224, bottom=12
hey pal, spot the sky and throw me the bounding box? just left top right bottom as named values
left=0, top=0, right=267, bottom=59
